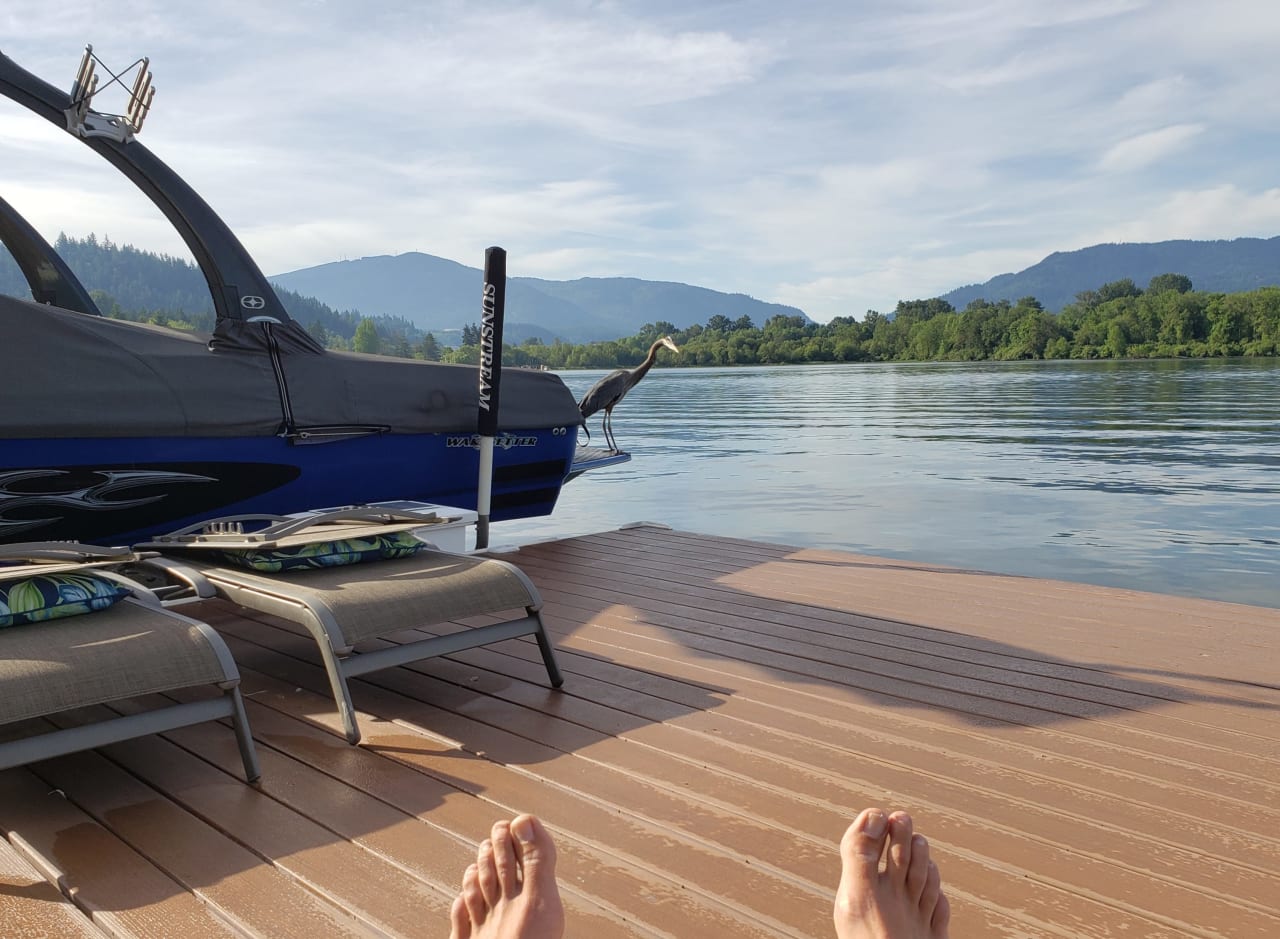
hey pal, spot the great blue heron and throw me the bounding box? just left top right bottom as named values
left=578, top=336, right=679, bottom=451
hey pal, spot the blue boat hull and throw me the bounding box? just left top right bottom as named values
left=0, top=429, right=578, bottom=545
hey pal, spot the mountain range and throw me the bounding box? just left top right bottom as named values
left=268, top=253, right=810, bottom=343
left=4, top=235, right=1280, bottom=340
left=940, top=236, right=1280, bottom=312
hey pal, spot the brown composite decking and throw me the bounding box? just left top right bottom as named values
left=1, top=524, right=1278, bottom=938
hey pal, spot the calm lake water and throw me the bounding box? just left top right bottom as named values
left=498, top=358, right=1280, bottom=609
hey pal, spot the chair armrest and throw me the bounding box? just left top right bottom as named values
left=135, top=556, right=220, bottom=600
left=0, top=542, right=134, bottom=564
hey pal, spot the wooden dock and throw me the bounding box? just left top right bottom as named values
left=2, top=525, right=1277, bottom=937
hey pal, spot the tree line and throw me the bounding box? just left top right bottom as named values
left=393, top=274, right=1280, bottom=368
left=57, top=273, right=1280, bottom=367
left=0, top=234, right=424, bottom=344
left=4, top=239, right=1278, bottom=366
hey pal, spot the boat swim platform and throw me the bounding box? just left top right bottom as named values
left=1, top=525, right=1276, bottom=938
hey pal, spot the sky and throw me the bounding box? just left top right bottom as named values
left=3, top=0, right=1280, bottom=323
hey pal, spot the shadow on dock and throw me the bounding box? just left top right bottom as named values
left=1, top=524, right=1277, bottom=938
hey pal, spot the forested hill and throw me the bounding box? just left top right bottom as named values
left=0, top=234, right=425, bottom=345
left=3, top=233, right=1278, bottom=364
left=0, top=236, right=809, bottom=345
left=268, top=252, right=811, bottom=343
left=942, top=237, right=1280, bottom=312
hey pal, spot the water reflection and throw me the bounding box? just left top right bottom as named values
left=501, top=358, right=1280, bottom=609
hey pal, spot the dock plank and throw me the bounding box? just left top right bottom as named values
left=0, top=824, right=104, bottom=939
left=0, top=526, right=1276, bottom=938
left=14, top=742, right=384, bottom=937
left=0, top=763, right=239, bottom=938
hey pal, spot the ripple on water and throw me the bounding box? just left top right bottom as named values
left=539, top=359, right=1280, bottom=607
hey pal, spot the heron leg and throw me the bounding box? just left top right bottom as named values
left=603, top=409, right=617, bottom=451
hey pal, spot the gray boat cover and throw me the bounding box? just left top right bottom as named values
left=1, top=294, right=583, bottom=438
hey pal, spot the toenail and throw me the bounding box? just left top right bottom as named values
left=512, top=817, right=536, bottom=843
left=862, top=810, right=887, bottom=838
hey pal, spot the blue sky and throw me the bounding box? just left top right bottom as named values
left=3, top=0, right=1279, bottom=322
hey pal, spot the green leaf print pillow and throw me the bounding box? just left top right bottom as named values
left=207, top=530, right=428, bottom=573
left=0, top=571, right=133, bottom=628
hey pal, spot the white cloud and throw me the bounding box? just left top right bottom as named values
left=516, top=246, right=605, bottom=278
left=1111, top=76, right=1197, bottom=117
left=4, top=0, right=1280, bottom=324
left=1093, top=185, right=1280, bottom=244
left=935, top=49, right=1081, bottom=94
left=774, top=244, right=1055, bottom=320
left=1098, top=124, right=1206, bottom=173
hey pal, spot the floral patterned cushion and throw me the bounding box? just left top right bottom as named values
left=207, top=530, right=428, bottom=573
left=0, top=571, right=133, bottom=628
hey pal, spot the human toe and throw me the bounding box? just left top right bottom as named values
left=886, top=812, right=915, bottom=884
left=449, top=894, right=472, bottom=939
left=905, top=833, right=931, bottom=902
left=920, top=858, right=943, bottom=917
left=461, top=862, right=487, bottom=927
left=839, top=808, right=890, bottom=889
left=490, top=819, right=521, bottom=898
left=511, top=814, right=558, bottom=886
left=932, top=889, right=951, bottom=937
left=477, top=838, right=500, bottom=907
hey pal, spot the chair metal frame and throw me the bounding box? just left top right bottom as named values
left=142, top=508, right=564, bottom=744
left=0, top=543, right=260, bottom=781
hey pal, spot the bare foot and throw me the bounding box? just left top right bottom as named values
left=449, top=814, right=566, bottom=939
left=834, top=808, right=950, bottom=939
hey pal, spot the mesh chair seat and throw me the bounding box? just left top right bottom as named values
left=0, top=599, right=235, bottom=723
left=0, top=547, right=260, bottom=783
left=145, top=511, right=565, bottom=745
left=201, top=552, right=537, bottom=647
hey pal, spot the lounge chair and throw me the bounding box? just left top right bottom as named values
left=0, top=543, right=260, bottom=781
left=140, top=506, right=564, bottom=744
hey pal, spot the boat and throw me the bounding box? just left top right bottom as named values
left=0, top=46, right=626, bottom=546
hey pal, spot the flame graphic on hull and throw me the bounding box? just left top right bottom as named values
left=0, top=468, right=214, bottom=537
